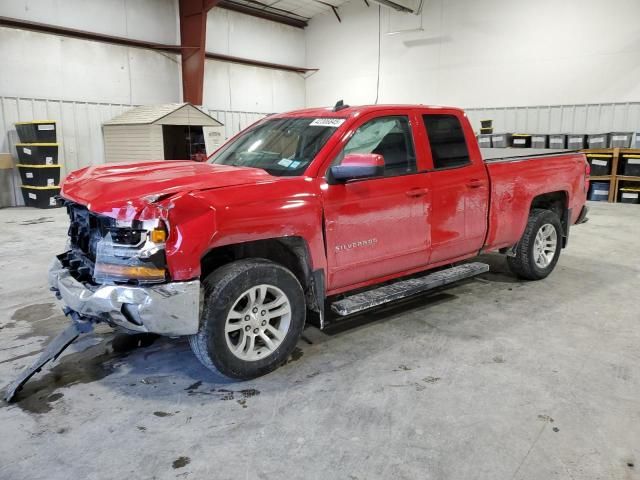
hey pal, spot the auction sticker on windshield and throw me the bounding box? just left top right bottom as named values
left=310, top=118, right=346, bottom=127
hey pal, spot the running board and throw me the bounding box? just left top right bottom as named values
left=330, top=262, right=489, bottom=317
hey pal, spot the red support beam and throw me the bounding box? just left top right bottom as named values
left=179, top=0, right=220, bottom=105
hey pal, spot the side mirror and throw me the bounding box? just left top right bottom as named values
left=330, top=153, right=385, bottom=183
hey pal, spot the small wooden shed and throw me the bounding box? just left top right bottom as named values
left=103, top=103, right=225, bottom=163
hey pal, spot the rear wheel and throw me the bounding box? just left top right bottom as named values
left=507, top=209, right=563, bottom=280
left=189, top=259, right=305, bottom=379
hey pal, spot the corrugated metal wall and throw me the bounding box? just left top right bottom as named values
left=0, top=96, right=136, bottom=205
left=0, top=96, right=134, bottom=176
left=466, top=102, right=640, bottom=134
left=0, top=95, right=265, bottom=206
left=207, top=109, right=266, bottom=140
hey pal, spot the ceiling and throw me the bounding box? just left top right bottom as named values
left=220, top=0, right=351, bottom=25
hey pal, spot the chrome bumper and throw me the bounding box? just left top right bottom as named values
left=48, top=258, right=200, bottom=336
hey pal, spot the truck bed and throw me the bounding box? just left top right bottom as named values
left=482, top=148, right=587, bottom=252
left=481, top=148, right=575, bottom=162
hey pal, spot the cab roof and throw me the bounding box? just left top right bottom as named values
left=273, top=104, right=465, bottom=119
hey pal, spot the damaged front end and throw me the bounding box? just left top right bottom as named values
left=51, top=201, right=201, bottom=336
left=4, top=200, right=200, bottom=402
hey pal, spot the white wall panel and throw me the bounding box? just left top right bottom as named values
left=206, top=9, right=305, bottom=67
left=203, top=60, right=305, bottom=114
left=0, top=28, right=181, bottom=105
left=306, top=0, right=640, bottom=109
left=0, top=0, right=179, bottom=44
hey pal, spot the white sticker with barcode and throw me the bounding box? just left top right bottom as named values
left=533, top=136, right=545, bottom=142
left=627, top=159, right=640, bottom=165
left=479, top=138, right=490, bottom=144
left=45, top=156, right=53, bottom=164
left=594, top=189, right=609, bottom=195
left=622, top=193, right=639, bottom=199
left=550, top=138, right=563, bottom=143
left=591, top=159, right=608, bottom=166
left=26, top=172, right=34, bottom=178
left=514, top=138, right=526, bottom=145
left=49, top=197, right=57, bottom=206
left=38, top=124, right=54, bottom=131
left=590, top=138, right=604, bottom=143
left=23, top=147, right=32, bottom=155
left=493, top=136, right=504, bottom=141
left=612, top=135, right=628, bottom=141
left=47, top=178, right=55, bottom=186
left=309, top=118, right=345, bottom=127
left=28, top=192, right=36, bottom=199
left=569, top=138, right=583, bottom=143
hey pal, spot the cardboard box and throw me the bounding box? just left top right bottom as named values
left=0, top=153, right=14, bottom=169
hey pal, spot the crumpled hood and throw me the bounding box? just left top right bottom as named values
left=61, top=160, right=274, bottom=217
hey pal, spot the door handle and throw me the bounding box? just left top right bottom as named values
left=406, top=188, right=428, bottom=198
left=467, top=179, right=484, bottom=189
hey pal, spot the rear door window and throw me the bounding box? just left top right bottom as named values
left=422, top=114, right=471, bottom=169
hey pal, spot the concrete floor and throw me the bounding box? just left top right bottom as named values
left=0, top=202, right=639, bottom=480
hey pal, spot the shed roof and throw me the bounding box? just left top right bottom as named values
left=104, top=103, right=223, bottom=127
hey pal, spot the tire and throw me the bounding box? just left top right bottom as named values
left=507, top=208, right=563, bottom=280
left=189, top=259, right=306, bottom=380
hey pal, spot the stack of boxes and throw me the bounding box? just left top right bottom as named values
left=15, top=121, right=61, bottom=208
left=478, top=120, right=493, bottom=148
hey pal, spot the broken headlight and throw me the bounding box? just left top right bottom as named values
left=93, top=220, right=168, bottom=285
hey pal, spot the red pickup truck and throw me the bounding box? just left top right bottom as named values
left=6, top=104, right=590, bottom=398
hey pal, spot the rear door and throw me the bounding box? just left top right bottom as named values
left=321, top=111, right=431, bottom=291
left=419, top=112, right=489, bottom=263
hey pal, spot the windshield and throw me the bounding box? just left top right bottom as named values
left=208, top=117, right=342, bottom=176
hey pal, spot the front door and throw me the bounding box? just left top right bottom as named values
left=321, top=114, right=431, bottom=291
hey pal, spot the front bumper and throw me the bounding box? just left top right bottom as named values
left=48, top=258, right=200, bottom=336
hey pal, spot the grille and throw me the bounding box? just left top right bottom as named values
left=66, top=202, right=114, bottom=261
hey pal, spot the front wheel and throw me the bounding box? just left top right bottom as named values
left=507, top=208, right=563, bottom=280
left=189, top=259, right=305, bottom=380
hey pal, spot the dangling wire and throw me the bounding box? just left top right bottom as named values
left=374, top=5, right=382, bottom=104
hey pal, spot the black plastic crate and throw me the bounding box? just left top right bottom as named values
left=480, top=120, right=492, bottom=128
left=21, top=186, right=61, bottom=209
left=588, top=181, right=610, bottom=202
left=621, top=155, right=640, bottom=176
left=609, top=132, right=633, bottom=148
left=587, top=134, right=609, bottom=149
left=15, top=143, right=59, bottom=165
left=15, top=121, right=57, bottom=143
left=548, top=134, right=567, bottom=149
left=512, top=134, right=532, bottom=148
left=477, top=134, right=492, bottom=148
left=491, top=133, right=512, bottom=148
left=17, top=164, right=61, bottom=187
left=619, top=188, right=640, bottom=204
left=567, top=134, right=586, bottom=149
left=480, top=127, right=493, bottom=134
left=586, top=154, right=612, bottom=176
left=531, top=135, right=548, bottom=148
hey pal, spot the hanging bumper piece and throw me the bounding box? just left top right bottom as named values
left=3, top=310, right=95, bottom=402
